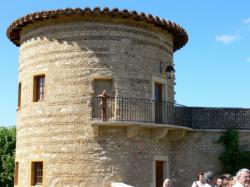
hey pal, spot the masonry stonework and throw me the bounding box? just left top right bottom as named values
left=8, top=7, right=248, bottom=187
left=8, top=8, right=185, bottom=187
left=169, top=131, right=250, bottom=186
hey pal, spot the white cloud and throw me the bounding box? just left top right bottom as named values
left=243, top=18, right=250, bottom=24
left=246, top=57, right=250, bottom=62
left=243, top=18, right=250, bottom=32
left=215, top=34, right=239, bottom=44
left=215, top=17, right=250, bottom=44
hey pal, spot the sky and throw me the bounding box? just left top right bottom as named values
left=1, top=0, right=250, bottom=126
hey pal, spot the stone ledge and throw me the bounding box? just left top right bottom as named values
left=91, top=120, right=193, bottom=140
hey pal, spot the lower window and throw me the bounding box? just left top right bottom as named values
left=14, top=162, right=19, bottom=185
left=31, top=161, right=43, bottom=185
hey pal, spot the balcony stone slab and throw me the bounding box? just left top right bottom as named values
left=91, top=120, right=192, bottom=140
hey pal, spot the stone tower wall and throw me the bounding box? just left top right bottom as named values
left=16, top=21, right=174, bottom=187
left=11, top=8, right=250, bottom=187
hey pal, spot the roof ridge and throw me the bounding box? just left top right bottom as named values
left=7, top=7, right=188, bottom=51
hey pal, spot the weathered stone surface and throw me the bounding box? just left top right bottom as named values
left=14, top=8, right=250, bottom=187
left=169, top=131, right=250, bottom=187
left=12, top=9, right=250, bottom=187
left=16, top=20, right=175, bottom=187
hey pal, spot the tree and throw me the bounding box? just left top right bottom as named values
left=0, top=126, right=16, bottom=187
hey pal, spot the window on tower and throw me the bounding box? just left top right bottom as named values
left=18, top=82, right=21, bottom=108
left=31, top=161, right=43, bottom=185
left=14, top=162, right=19, bottom=185
left=33, top=75, right=45, bottom=102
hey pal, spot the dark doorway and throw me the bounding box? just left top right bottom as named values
left=155, top=160, right=164, bottom=187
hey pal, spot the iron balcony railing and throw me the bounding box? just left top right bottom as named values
left=91, top=97, right=250, bottom=129
left=91, top=97, right=191, bottom=128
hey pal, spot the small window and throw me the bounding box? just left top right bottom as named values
left=31, top=162, right=43, bottom=185
left=18, top=83, right=21, bottom=108
left=33, top=75, right=45, bottom=102
left=14, top=162, right=19, bottom=185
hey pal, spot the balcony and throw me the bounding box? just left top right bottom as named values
left=91, top=97, right=192, bottom=140
left=91, top=97, right=250, bottom=138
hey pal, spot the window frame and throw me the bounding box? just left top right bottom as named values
left=33, top=75, right=45, bottom=102
left=14, top=162, right=19, bottom=185
left=18, top=82, right=21, bottom=108
left=31, top=161, right=43, bottom=186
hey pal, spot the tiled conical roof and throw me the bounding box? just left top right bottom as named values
left=7, top=7, right=188, bottom=51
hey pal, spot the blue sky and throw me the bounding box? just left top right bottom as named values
left=1, top=0, right=250, bottom=126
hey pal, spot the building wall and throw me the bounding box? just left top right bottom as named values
left=12, top=11, right=250, bottom=187
left=169, top=130, right=250, bottom=187
left=15, top=17, right=250, bottom=187
left=16, top=20, right=174, bottom=187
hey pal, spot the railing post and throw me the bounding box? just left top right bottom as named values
left=121, top=98, right=123, bottom=121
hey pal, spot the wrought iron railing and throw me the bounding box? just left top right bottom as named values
left=187, top=107, right=250, bottom=129
left=91, top=97, right=250, bottom=129
left=91, top=97, right=191, bottom=128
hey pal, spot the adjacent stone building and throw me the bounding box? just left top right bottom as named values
left=7, top=7, right=250, bottom=187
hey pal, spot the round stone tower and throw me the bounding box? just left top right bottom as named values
left=7, top=7, right=188, bottom=187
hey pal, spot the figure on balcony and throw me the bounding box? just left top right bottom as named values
left=98, top=90, right=110, bottom=121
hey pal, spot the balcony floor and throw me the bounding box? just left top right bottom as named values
left=91, top=120, right=193, bottom=141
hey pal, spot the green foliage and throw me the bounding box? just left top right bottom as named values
left=217, top=129, right=250, bottom=174
left=0, top=126, right=16, bottom=187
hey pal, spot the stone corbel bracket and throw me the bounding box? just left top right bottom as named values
left=168, top=129, right=186, bottom=141
left=126, top=126, right=140, bottom=139
left=91, top=121, right=192, bottom=141
left=152, top=128, right=168, bottom=141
